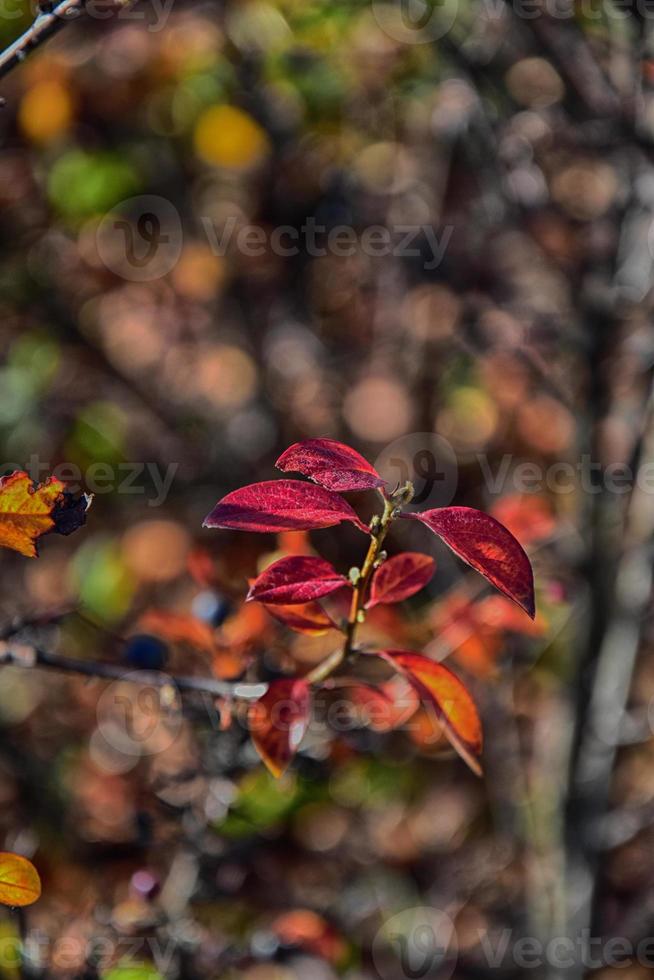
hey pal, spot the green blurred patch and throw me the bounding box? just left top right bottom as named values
left=48, top=150, right=140, bottom=222
left=66, top=401, right=127, bottom=469
left=9, top=333, right=60, bottom=389
left=70, top=537, right=135, bottom=621
left=268, top=50, right=346, bottom=118
left=0, top=327, right=59, bottom=429
left=0, top=919, right=21, bottom=980
left=217, top=768, right=311, bottom=838
left=102, top=965, right=163, bottom=980
left=0, top=0, right=32, bottom=45
left=330, top=757, right=416, bottom=808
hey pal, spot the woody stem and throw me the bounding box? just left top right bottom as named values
left=306, top=484, right=413, bottom=685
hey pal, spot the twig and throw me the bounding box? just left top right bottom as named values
left=0, top=642, right=267, bottom=700
left=0, top=0, right=84, bottom=82
left=305, top=486, right=409, bottom=685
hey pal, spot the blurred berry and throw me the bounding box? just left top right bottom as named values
left=124, top=634, right=168, bottom=670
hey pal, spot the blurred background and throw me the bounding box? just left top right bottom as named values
left=0, top=0, right=653, bottom=977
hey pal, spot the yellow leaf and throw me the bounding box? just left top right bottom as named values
left=0, top=471, right=64, bottom=558
left=0, top=853, right=41, bottom=908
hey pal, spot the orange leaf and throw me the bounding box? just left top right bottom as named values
left=220, top=601, right=269, bottom=645
left=346, top=679, right=419, bottom=732
left=262, top=599, right=337, bottom=636
left=249, top=678, right=311, bottom=777
left=138, top=610, right=216, bottom=653
left=0, top=853, right=41, bottom=907
left=0, top=471, right=65, bottom=558
left=374, top=650, right=483, bottom=775
left=408, top=706, right=450, bottom=751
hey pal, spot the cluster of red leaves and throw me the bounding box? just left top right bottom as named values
left=204, top=439, right=536, bottom=778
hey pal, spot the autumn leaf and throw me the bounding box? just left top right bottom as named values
left=247, top=556, right=350, bottom=605
left=261, top=599, right=337, bottom=636
left=0, top=853, right=41, bottom=907
left=203, top=480, right=369, bottom=534
left=138, top=610, right=216, bottom=654
left=276, top=438, right=385, bottom=492
left=366, top=552, right=435, bottom=608
left=403, top=507, right=535, bottom=618
left=345, top=679, right=419, bottom=731
left=249, top=678, right=311, bottom=777
left=0, top=471, right=66, bottom=558
left=372, top=650, right=483, bottom=775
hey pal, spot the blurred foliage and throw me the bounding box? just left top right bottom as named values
left=0, top=0, right=651, bottom=976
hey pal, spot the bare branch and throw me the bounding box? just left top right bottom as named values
left=0, top=641, right=268, bottom=700
left=0, top=0, right=85, bottom=82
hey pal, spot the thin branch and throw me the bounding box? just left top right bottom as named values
left=304, top=485, right=408, bottom=685
left=0, top=641, right=267, bottom=700
left=0, top=0, right=84, bottom=82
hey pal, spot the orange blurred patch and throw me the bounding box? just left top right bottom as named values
left=122, top=521, right=190, bottom=583
left=272, top=910, right=348, bottom=964
left=19, top=78, right=74, bottom=144
left=138, top=609, right=215, bottom=653
left=491, top=494, right=556, bottom=545
left=278, top=530, right=313, bottom=555
left=431, top=591, right=547, bottom=678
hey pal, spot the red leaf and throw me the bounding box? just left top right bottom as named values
left=248, top=556, right=349, bottom=605
left=203, top=480, right=369, bottom=534
left=249, top=678, right=311, bottom=777
left=262, top=600, right=337, bottom=635
left=345, top=680, right=419, bottom=731
left=276, top=439, right=385, bottom=492
left=403, top=507, right=535, bottom=618
left=366, top=552, right=435, bottom=608
left=373, top=650, right=483, bottom=775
